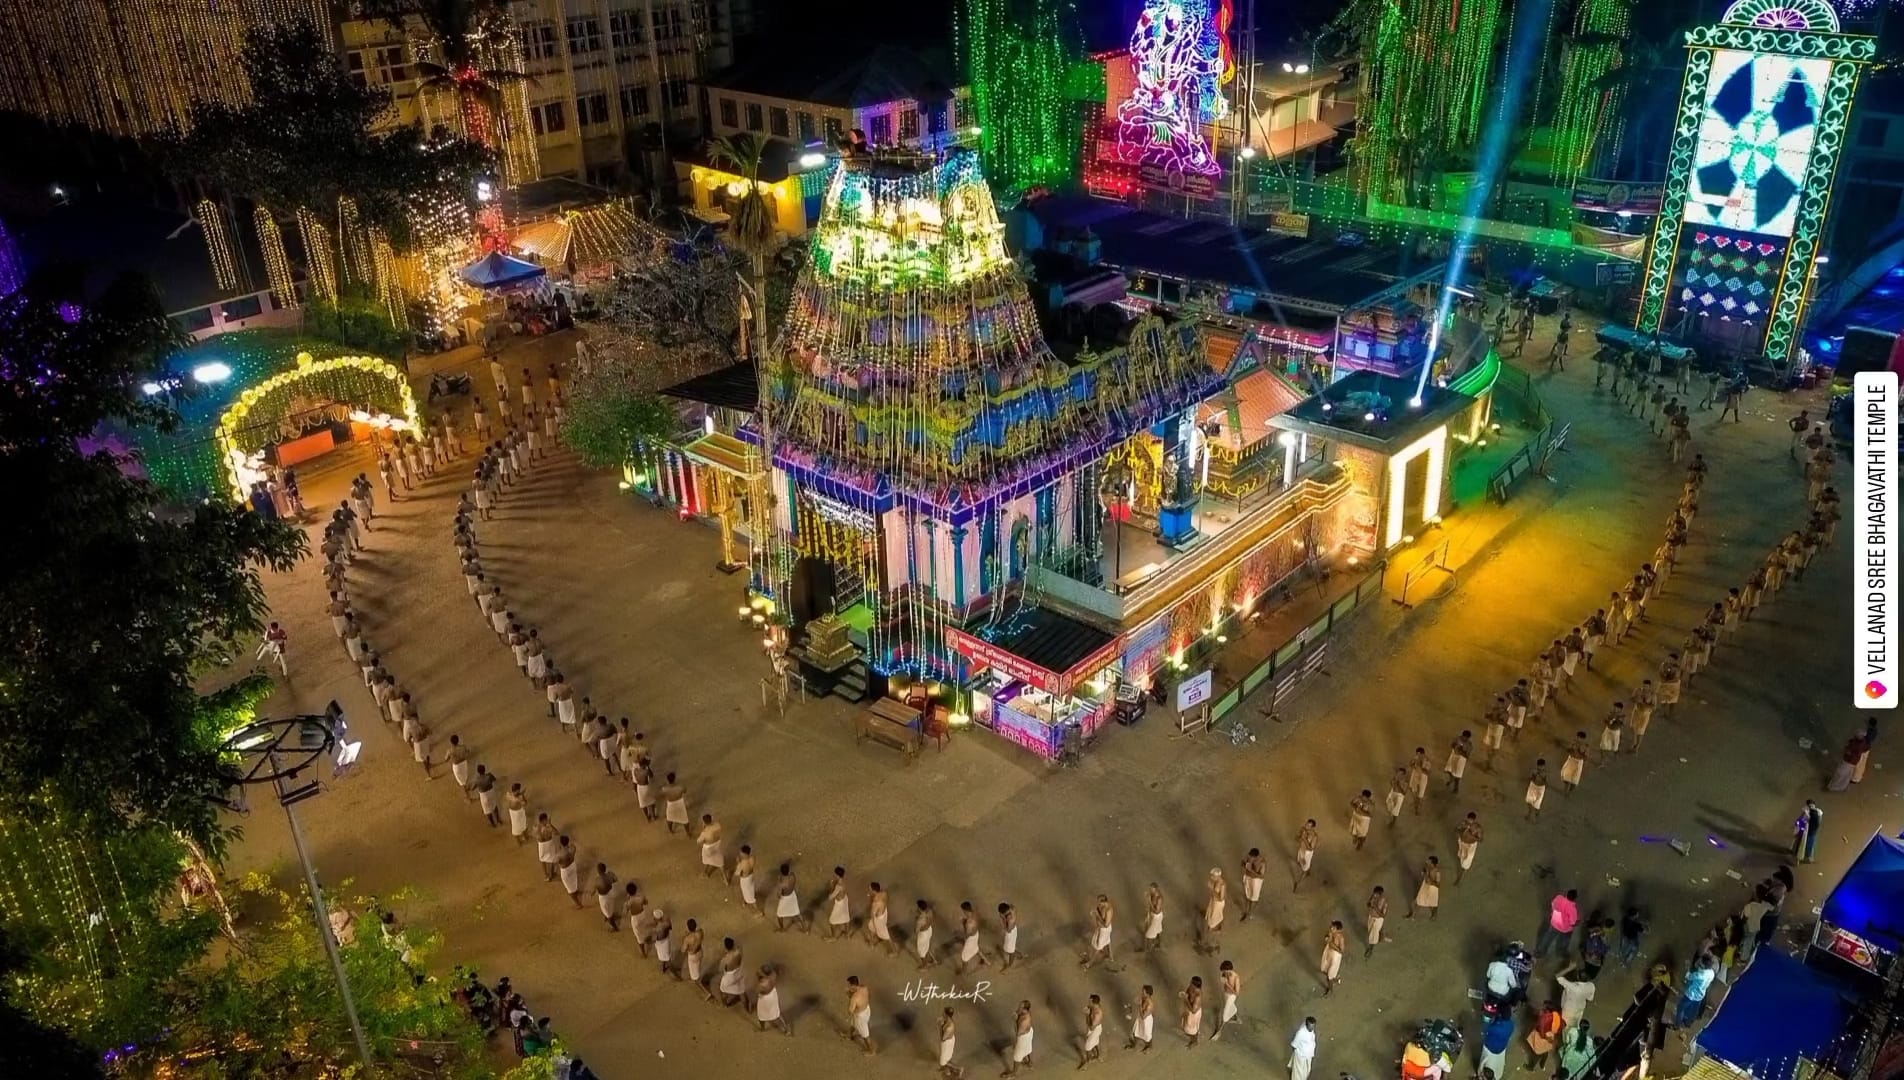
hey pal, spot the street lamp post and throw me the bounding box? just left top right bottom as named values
left=221, top=716, right=373, bottom=1069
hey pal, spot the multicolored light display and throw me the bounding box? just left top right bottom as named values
left=1634, top=0, right=1872, bottom=361
left=956, top=0, right=1083, bottom=192
left=1112, top=0, right=1234, bottom=176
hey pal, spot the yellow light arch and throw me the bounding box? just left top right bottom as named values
left=216, top=351, right=421, bottom=501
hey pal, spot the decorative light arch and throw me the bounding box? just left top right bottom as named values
left=215, top=351, right=420, bottom=500
left=1721, top=0, right=1840, bottom=33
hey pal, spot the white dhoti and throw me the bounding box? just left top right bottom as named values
left=451, top=761, right=470, bottom=787
left=1244, top=876, right=1264, bottom=902
left=666, top=799, right=688, bottom=825
left=557, top=699, right=575, bottom=727
left=1368, top=915, right=1385, bottom=944
left=1445, top=755, right=1467, bottom=779
left=1206, top=901, right=1225, bottom=929
left=1001, top=925, right=1017, bottom=954
left=719, top=967, right=745, bottom=995
left=1084, top=1024, right=1102, bottom=1052
left=1349, top=815, right=1371, bottom=838
left=559, top=864, right=579, bottom=892
left=775, top=892, right=800, bottom=919
left=490, top=610, right=507, bottom=634
left=537, top=838, right=558, bottom=863
left=1508, top=705, right=1527, bottom=729
left=1132, top=1015, right=1153, bottom=1042
left=478, top=790, right=498, bottom=816
left=1292, top=1054, right=1314, bottom=1080
left=1221, top=994, right=1238, bottom=1023
left=1560, top=757, right=1584, bottom=785
left=1600, top=729, right=1621, bottom=753
left=1415, top=883, right=1440, bottom=909
left=527, top=655, right=546, bottom=680
left=331, top=615, right=348, bottom=637
left=510, top=808, right=528, bottom=836
left=597, top=892, right=616, bottom=918
left=1183, top=1008, right=1202, bottom=1037
left=1144, top=913, right=1163, bottom=939
left=654, top=937, right=672, bottom=964
left=1012, top=1030, right=1033, bottom=1062
left=939, top=1037, right=956, bottom=1066
left=411, top=739, right=427, bottom=762
left=960, top=934, right=980, bottom=961
left=755, top=989, right=781, bottom=1023
left=739, top=875, right=757, bottom=905
left=1091, top=925, right=1111, bottom=951
left=916, top=927, right=933, bottom=958
left=1297, top=849, right=1314, bottom=872
left=635, top=783, right=654, bottom=809
left=831, top=898, right=852, bottom=926
left=1457, top=841, right=1477, bottom=869
left=686, top=951, right=702, bottom=982
left=1385, top=791, right=1406, bottom=817
left=1320, top=948, right=1342, bottom=980
left=1526, top=783, right=1546, bottom=809
left=852, top=1008, right=870, bottom=1039
left=701, top=843, right=723, bottom=869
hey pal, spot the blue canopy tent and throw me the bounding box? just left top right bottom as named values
left=1812, top=832, right=1904, bottom=986
left=459, top=251, right=547, bottom=292
left=1696, top=949, right=1859, bottom=1079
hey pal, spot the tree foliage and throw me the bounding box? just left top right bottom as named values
left=304, top=284, right=412, bottom=358
left=560, top=378, right=683, bottom=469
left=157, top=20, right=493, bottom=251
left=0, top=269, right=305, bottom=845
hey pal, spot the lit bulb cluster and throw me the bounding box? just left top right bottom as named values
left=369, top=227, right=404, bottom=326
left=196, top=199, right=240, bottom=292
left=1549, top=0, right=1631, bottom=185
left=956, top=0, right=1081, bottom=192
left=1111, top=0, right=1231, bottom=176
left=338, top=195, right=372, bottom=285
left=1351, top=0, right=1504, bottom=201
left=215, top=350, right=420, bottom=499
left=254, top=206, right=299, bottom=309
left=295, top=207, right=338, bottom=303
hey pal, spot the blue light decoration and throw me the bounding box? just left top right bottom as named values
left=1634, top=0, right=1874, bottom=361
left=0, top=217, right=24, bottom=297
left=1112, top=0, right=1235, bottom=178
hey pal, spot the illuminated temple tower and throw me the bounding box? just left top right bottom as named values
left=756, top=149, right=1221, bottom=676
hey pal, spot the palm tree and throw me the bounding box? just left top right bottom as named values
left=361, top=0, right=531, bottom=154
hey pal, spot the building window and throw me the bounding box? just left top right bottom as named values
left=659, top=4, right=686, bottom=45
left=719, top=97, right=738, bottom=128
left=346, top=47, right=408, bottom=87
left=868, top=113, right=892, bottom=145
left=520, top=21, right=560, bottom=61
left=576, top=92, right=609, bottom=127
left=346, top=50, right=367, bottom=87
left=824, top=116, right=844, bottom=144
left=609, top=9, right=646, bottom=48
left=530, top=101, right=567, bottom=135
left=666, top=80, right=690, bottom=108
left=1857, top=115, right=1890, bottom=149
left=797, top=111, right=816, bottom=142
left=898, top=107, right=919, bottom=141
left=745, top=102, right=763, bottom=132
left=566, top=17, right=602, bottom=55
left=769, top=107, right=790, bottom=138
left=620, top=85, right=651, bottom=119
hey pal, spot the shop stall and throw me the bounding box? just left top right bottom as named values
left=950, top=609, right=1123, bottom=760
left=1809, top=831, right=1904, bottom=990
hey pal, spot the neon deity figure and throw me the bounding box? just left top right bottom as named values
left=1115, top=0, right=1234, bottom=176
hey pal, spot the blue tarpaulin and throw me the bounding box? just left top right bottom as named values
left=1698, top=949, right=1855, bottom=1074
left=459, top=251, right=546, bottom=291
left=1821, top=833, right=1904, bottom=953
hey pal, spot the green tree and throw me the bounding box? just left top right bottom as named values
left=0, top=269, right=305, bottom=846
left=561, top=382, right=681, bottom=469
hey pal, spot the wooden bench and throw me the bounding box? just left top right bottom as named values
left=856, top=699, right=923, bottom=763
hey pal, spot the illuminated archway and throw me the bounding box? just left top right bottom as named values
left=215, top=351, right=420, bottom=500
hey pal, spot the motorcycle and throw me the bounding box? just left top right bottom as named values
left=428, top=371, right=472, bottom=403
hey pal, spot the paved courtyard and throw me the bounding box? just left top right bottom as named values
left=228, top=317, right=1888, bottom=1079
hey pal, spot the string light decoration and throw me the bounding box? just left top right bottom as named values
left=337, top=195, right=372, bottom=286
left=294, top=207, right=337, bottom=303
left=413, top=11, right=539, bottom=186
left=214, top=351, right=419, bottom=499
left=1634, top=0, right=1871, bottom=361
left=1348, top=0, right=1505, bottom=201
left=0, top=216, right=25, bottom=297
left=1107, top=0, right=1233, bottom=177
left=254, top=206, right=298, bottom=308
left=194, top=200, right=240, bottom=292
left=756, top=150, right=1223, bottom=674
left=1549, top=0, right=1633, bottom=185
left=956, top=0, right=1083, bottom=191
left=369, top=227, right=404, bottom=326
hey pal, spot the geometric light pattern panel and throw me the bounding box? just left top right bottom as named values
left=1686, top=50, right=1832, bottom=238
left=1676, top=226, right=1786, bottom=321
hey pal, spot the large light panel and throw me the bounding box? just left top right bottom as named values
left=1685, top=50, right=1832, bottom=239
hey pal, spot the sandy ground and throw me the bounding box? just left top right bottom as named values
left=227, top=316, right=1889, bottom=1079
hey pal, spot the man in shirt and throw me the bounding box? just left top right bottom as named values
left=1289, top=1016, right=1317, bottom=1080
left=1555, top=962, right=1596, bottom=1027
left=1536, top=889, right=1580, bottom=959
left=1675, top=955, right=1716, bottom=1028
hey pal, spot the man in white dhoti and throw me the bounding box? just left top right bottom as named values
left=1141, top=884, right=1164, bottom=952
left=715, top=939, right=745, bottom=1006
left=1002, top=1000, right=1034, bottom=1075
left=1082, top=894, right=1114, bottom=968
left=734, top=846, right=761, bottom=914
left=954, top=900, right=986, bottom=973
left=864, top=883, right=895, bottom=953
left=661, top=773, right=690, bottom=834
left=753, top=965, right=790, bottom=1035
left=844, top=975, right=874, bottom=1055
left=1125, top=984, right=1155, bottom=1051
left=773, top=863, right=807, bottom=933
left=1180, top=977, right=1204, bottom=1048
left=1212, top=962, right=1241, bottom=1040
left=937, top=1008, right=962, bottom=1078
left=997, top=901, right=1020, bottom=969
left=1081, top=995, right=1104, bottom=1065
left=506, top=783, right=529, bottom=842
left=825, top=867, right=853, bottom=939
left=697, top=816, right=726, bottom=880
left=1290, top=1017, right=1317, bottom=1080
left=1240, top=849, right=1267, bottom=920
